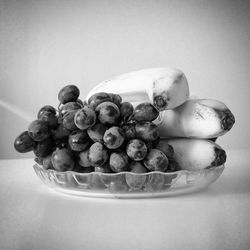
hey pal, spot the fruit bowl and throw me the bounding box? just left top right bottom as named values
left=33, top=164, right=225, bottom=198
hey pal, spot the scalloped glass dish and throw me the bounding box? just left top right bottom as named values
left=33, top=164, right=225, bottom=198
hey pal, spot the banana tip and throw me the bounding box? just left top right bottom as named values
left=221, top=111, right=235, bottom=131
left=211, top=148, right=227, bottom=167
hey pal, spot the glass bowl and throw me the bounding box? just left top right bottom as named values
left=33, top=164, right=225, bottom=198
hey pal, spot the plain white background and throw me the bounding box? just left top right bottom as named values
left=0, top=0, right=249, bottom=159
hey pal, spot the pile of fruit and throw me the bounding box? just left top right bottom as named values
left=14, top=86, right=177, bottom=174
left=14, top=68, right=235, bottom=192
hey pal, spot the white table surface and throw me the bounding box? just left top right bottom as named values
left=0, top=148, right=250, bottom=250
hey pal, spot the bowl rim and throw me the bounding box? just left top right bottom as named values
left=33, top=163, right=225, bottom=177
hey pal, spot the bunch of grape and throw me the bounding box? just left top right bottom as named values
left=14, top=85, right=178, bottom=177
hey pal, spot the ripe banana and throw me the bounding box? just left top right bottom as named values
left=165, top=138, right=226, bottom=171
left=86, top=68, right=190, bottom=111
left=157, top=99, right=235, bottom=139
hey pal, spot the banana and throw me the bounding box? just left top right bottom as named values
left=165, top=138, right=227, bottom=171
left=86, top=68, right=190, bottom=111
left=157, top=99, right=235, bottom=139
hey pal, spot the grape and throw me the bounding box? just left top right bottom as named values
left=125, top=162, right=148, bottom=190
left=28, top=120, right=50, bottom=141
left=109, top=93, right=122, bottom=107
left=52, top=124, right=71, bottom=141
left=80, top=166, right=95, bottom=173
left=144, top=173, right=165, bottom=192
left=145, top=141, right=153, bottom=152
left=34, top=157, right=43, bottom=165
left=103, top=126, right=124, bottom=149
left=135, top=121, right=159, bottom=141
left=74, top=164, right=95, bottom=173
left=76, top=98, right=85, bottom=107
left=78, top=149, right=92, bottom=167
left=122, top=124, right=136, bottom=140
left=155, top=141, right=174, bottom=158
left=130, top=161, right=148, bottom=172
left=126, top=139, right=147, bottom=161
left=168, top=159, right=181, bottom=172
left=152, top=135, right=161, bottom=147
left=94, top=163, right=114, bottom=186
left=120, top=102, right=134, bottom=121
left=109, top=180, right=129, bottom=193
left=42, top=154, right=53, bottom=170
left=68, top=130, right=90, bottom=151
left=14, top=131, right=36, bottom=153
left=38, top=111, right=58, bottom=129
left=95, top=101, right=120, bottom=126
left=57, top=113, right=63, bottom=124
left=33, top=137, right=55, bottom=158
left=37, top=105, right=57, bottom=117
left=88, top=92, right=112, bottom=110
left=58, top=85, right=80, bottom=104
left=88, top=142, right=108, bottom=167
left=143, top=149, right=169, bottom=172
left=62, top=110, right=78, bottom=131
left=95, top=163, right=113, bottom=173
left=74, top=106, right=96, bottom=130
left=51, top=148, right=75, bottom=171
left=133, top=102, right=159, bottom=122
left=59, top=102, right=82, bottom=117
left=90, top=174, right=106, bottom=189
left=87, top=123, right=107, bottom=143
left=109, top=151, right=129, bottom=172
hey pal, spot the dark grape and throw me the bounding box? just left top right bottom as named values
left=120, top=102, right=134, bottom=121
left=155, top=140, right=174, bottom=158
left=125, top=161, right=148, bottom=190
left=33, top=137, right=55, bottom=158
left=59, top=102, right=82, bottom=117
left=122, top=124, right=136, bottom=140
left=133, top=102, right=159, bottom=122
left=168, top=159, right=181, bottom=172
left=87, top=123, right=107, bottom=143
left=109, top=93, right=122, bottom=107
left=126, top=139, right=147, bottom=161
left=95, top=101, right=120, bottom=126
left=95, top=163, right=113, bottom=173
left=34, top=157, right=43, bottom=165
left=14, top=131, right=36, bottom=153
left=144, top=173, right=165, bottom=192
left=42, top=154, right=53, bottom=170
left=58, top=85, right=80, bottom=104
left=74, top=164, right=94, bottom=173
left=130, top=161, right=148, bottom=172
left=74, top=106, right=96, bottom=130
left=68, top=130, right=90, bottom=151
left=109, top=151, right=129, bottom=173
left=76, top=98, right=85, bottom=107
left=135, top=121, right=159, bottom=141
left=88, top=142, right=108, bottom=167
left=144, top=149, right=169, bottom=172
left=52, top=124, right=71, bottom=141
left=78, top=149, right=92, bottom=167
left=38, top=111, right=58, bottom=129
left=62, top=110, right=78, bottom=131
left=109, top=178, right=129, bottom=193
left=103, top=126, right=125, bottom=149
left=88, top=92, right=112, bottom=110
left=28, top=120, right=50, bottom=141
left=51, top=148, right=75, bottom=171
left=95, top=163, right=114, bottom=186
left=37, top=105, right=56, bottom=117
